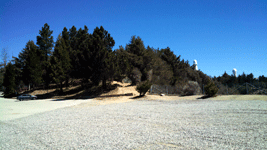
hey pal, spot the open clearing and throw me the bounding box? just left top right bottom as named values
left=0, top=94, right=266, bottom=149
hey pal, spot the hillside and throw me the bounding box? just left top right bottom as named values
left=23, top=81, right=139, bottom=100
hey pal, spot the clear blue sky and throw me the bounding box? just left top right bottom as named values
left=1, top=0, right=266, bottom=78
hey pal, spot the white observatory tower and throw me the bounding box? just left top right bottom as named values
left=193, top=60, right=198, bottom=71
left=233, top=68, right=237, bottom=77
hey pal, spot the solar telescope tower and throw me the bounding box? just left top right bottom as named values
left=233, top=68, right=237, bottom=77
left=193, top=60, right=198, bottom=71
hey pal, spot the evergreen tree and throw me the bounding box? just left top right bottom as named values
left=11, top=56, right=23, bottom=92
left=21, top=41, right=36, bottom=85
left=3, top=62, right=16, bottom=97
left=36, top=23, right=54, bottom=88
left=75, top=26, right=92, bottom=81
left=238, top=72, right=247, bottom=84
left=221, top=71, right=231, bottom=85
left=69, top=26, right=78, bottom=76
left=113, top=46, right=131, bottom=81
left=14, top=41, right=37, bottom=90
left=23, top=41, right=42, bottom=89
left=126, top=36, right=146, bottom=56
left=125, top=36, right=146, bottom=84
left=61, top=27, right=72, bottom=87
left=90, top=26, right=115, bottom=89
left=50, top=34, right=71, bottom=92
left=204, top=79, right=218, bottom=97
left=126, top=36, right=145, bottom=68
left=259, top=75, right=267, bottom=83
left=150, top=51, right=173, bottom=85
left=247, top=73, right=254, bottom=83
left=159, top=47, right=183, bottom=85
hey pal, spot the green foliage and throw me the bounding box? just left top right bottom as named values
left=68, top=26, right=80, bottom=79
left=159, top=47, right=190, bottom=86
left=213, top=71, right=267, bottom=95
left=150, top=56, right=173, bottom=85
left=3, top=62, right=16, bottom=97
left=50, top=32, right=72, bottom=92
left=72, top=26, right=91, bottom=80
left=21, top=41, right=43, bottom=88
left=11, top=24, right=220, bottom=98
left=113, top=46, right=132, bottom=81
left=37, top=23, right=54, bottom=60
left=204, top=79, right=218, bottom=97
left=125, top=36, right=157, bottom=84
left=136, top=80, right=152, bottom=96
left=89, top=26, right=115, bottom=89
left=126, top=36, right=146, bottom=56
left=36, top=23, right=54, bottom=88
left=61, top=27, right=72, bottom=87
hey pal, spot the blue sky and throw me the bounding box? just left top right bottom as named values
left=1, top=0, right=266, bottom=78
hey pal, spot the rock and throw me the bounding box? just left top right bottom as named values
left=183, top=81, right=201, bottom=95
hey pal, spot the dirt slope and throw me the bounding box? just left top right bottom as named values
left=100, top=81, right=139, bottom=96
left=22, top=81, right=267, bottom=101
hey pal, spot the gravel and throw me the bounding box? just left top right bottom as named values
left=0, top=99, right=267, bottom=149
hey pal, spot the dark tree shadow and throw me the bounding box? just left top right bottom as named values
left=130, top=95, right=145, bottom=99
left=20, top=81, right=128, bottom=100
left=179, top=94, right=195, bottom=97
left=53, top=83, right=123, bottom=100
left=197, top=95, right=214, bottom=99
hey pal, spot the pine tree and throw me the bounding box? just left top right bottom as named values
left=90, top=26, right=115, bottom=89
left=113, top=46, right=131, bottom=81
left=125, top=36, right=146, bottom=84
left=36, top=23, right=54, bottom=89
left=61, top=27, right=72, bottom=87
left=69, top=26, right=80, bottom=80
left=3, top=62, right=16, bottom=97
left=204, top=79, right=218, bottom=97
left=50, top=34, right=71, bottom=92
left=23, top=41, right=42, bottom=89
left=159, top=47, right=182, bottom=85
left=126, top=36, right=145, bottom=68
left=75, top=26, right=91, bottom=82
left=13, top=41, right=37, bottom=90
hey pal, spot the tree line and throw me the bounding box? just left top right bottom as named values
left=1, top=23, right=247, bottom=97
left=213, top=72, right=267, bottom=94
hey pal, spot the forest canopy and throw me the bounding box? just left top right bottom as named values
left=1, top=23, right=266, bottom=97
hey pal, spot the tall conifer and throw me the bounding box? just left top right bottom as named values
left=50, top=33, right=71, bottom=92
left=3, top=62, right=16, bottom=97
left=23, top=41, right=42, bottom=89
left=36, top=23, right=54, bottom=88
left=90, top=26, right=115, bottom=89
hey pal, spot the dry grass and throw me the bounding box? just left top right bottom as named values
left=19, top=81, right=267, bottom=102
